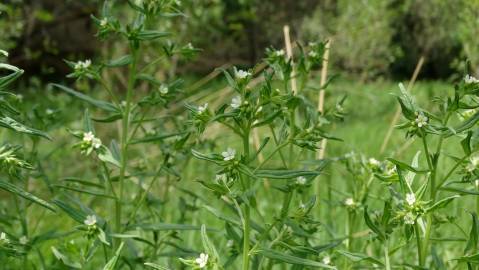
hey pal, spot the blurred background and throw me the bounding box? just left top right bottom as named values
left=2, top=0, right=478, bottom=83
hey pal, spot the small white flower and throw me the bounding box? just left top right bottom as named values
left=92, top=137, right=102, bottom=149
left=405, top=193, right=416, bottom=206
left=215, top=174, right=227, bottom=182
left=344, top=198, right=355, bottom=206
left=195, top=253, right=209, bottom=268
left=46, top=108, right=54, bottom=115
left=465, top=74, right=479, bottom=84
left=231, top=96, right=242, bottom=109
left=75, top=59, right=91, bottom=70
left=226, top=239, right=234, bottom=247
left=222, top=148, right=236, bottom=161
left=84, top=215, right=97, bottom=226
left=322, top=255, right=331, bottom=265
left=296, top=176, right=307, bottom=185
left=198, top=103, right=208, bottom=113
left=368, top=158, right=380, bottom=167
left=235, top=69, right=251, bottom=80
left=83, top=132, right=95, bottom=142
left=274, top=49, right=285, bottom=57
left=100, top=18, right=108, bottom=27
left=159, top=85, right=169, bottom=95
left=404, top=212, right=416, bottom=225
left=19, top=236, right=28, bottom=245
left=0, top=232, right=8, bottom=244
left=415, top=113, right=428, bottom=127
left=308, top=51, right=318, bottom=58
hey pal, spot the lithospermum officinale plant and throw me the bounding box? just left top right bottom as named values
left=360, top=75, right=479, bottom=269
left=188, top=43, right=345, bottom=269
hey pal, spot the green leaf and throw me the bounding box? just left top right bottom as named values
left=201, top=224, right=220, bottom=261
left=336, top=250, right=384, bottom=266
left=254, top=248, right=336, bottom=269
left=53, top=185, right=115, bottom=199
left=363, top=207, right=385, bottom=241
left=52, top=83, right=119, bottom=112
left=462, top=131, right=473, bottom=155
left=103, top=242, right=124, bottom=270
left=387, top=158, right=428, bottom=173
left=126, top=223, right=214, bottom=232
left=452, top=252, right=479, bottom=263
left=0, top=179, right=55, bottom=212
left=136, top=30, right=171, bottom=40
left=426, top=195, right=460, bottom=213
left=105, top=55, right=132, bottom=67
left=0, top=116, right=51, bottom=139
left=98, top=147, right=121, bottom=167
left=254, top=169, right=320, bottom=179
left=144, top=263, right=171, bottom=270
left=52, top=199, right=88, bottom=224
left=130, top=132, right=185, bottom=144
left=51, top=246, right=82, bottom=269
left=0, top=63, right=23, bottom=90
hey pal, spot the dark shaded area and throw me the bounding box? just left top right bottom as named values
left=8, top=0, right=98, bottom=80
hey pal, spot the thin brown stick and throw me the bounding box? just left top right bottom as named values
left=283, top=25, right=297, bottom=94
left=379, top=56, right=425, bottom=154
left=317, top=40, right=331, bottom=159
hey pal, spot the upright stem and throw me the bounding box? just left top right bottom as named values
left=115, top=47, right=138, bottom=243
left=384, top=240, right=391, bottom=270
left=415, top=222, right=424, bottom=265
left=242, top=126, right=251, bottom=270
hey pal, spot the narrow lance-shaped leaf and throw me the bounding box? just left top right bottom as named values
left=0, top=116, right=51, bottom=140
left=0, top=179, right=55, bottom=212
left=336, top=250, right=384, bottom=266
left=254, top=248, right=336, bottom=269
left=102, top=242, right=124, bottom=270
left=51, top=83, right=119, bottom=112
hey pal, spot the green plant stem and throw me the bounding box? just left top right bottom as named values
left=415, top=222, right=424, bottom=265
left=242, top=126, right=251, bottom=270
left=115, top=48, right=138, bottom=244
left=384, top=240, right=391, bottom=270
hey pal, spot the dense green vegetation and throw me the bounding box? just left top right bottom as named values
left=1, top=1, right=479, bottom=270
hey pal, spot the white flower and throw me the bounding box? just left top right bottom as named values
left=235, top=69, right=251, bottom=80
left=159, top=85, right=169, bottom=95
left=231, top=96, right=242, bottom=109
left=198, top=103, right=208, bottom=113
left=308, top=51, right=318, bottom=58
left=344, top=198, right=355, bottom=206
left=465, top=74, right=479, bottom=84
left=274, top=49, right=285, bottom=57
left=195, top=253, right=208, bottom=268
left=226, top=239, right=234, bottom=247
left=222, top=148, right=236, bottom=161
left=215, top=174, right=227, bottom=182
left=405, top=193, right=416, bottom=206
left=368, top=158, right=380, bottom=167
left=92, top=137, right=102, bottom=149
left=0, top=232, right=8, bottom=244
left=84, top=215, right=97, bottom=226
left=46, top=108, right=54, bottom=115
left=83, top=132, right=95, bottom=142
left=322, top=255, right=331, bottom=265
left=19, top=236, right=28, bottom=245
left=74, top=59, right=91, bottom=70
left=404, top=212, right=416, bottom=225
left=296, top=176, right=307, bottom=185
left=100, top=18, right=108, bottom=27
left=415, top=113, right=428, bottom=127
